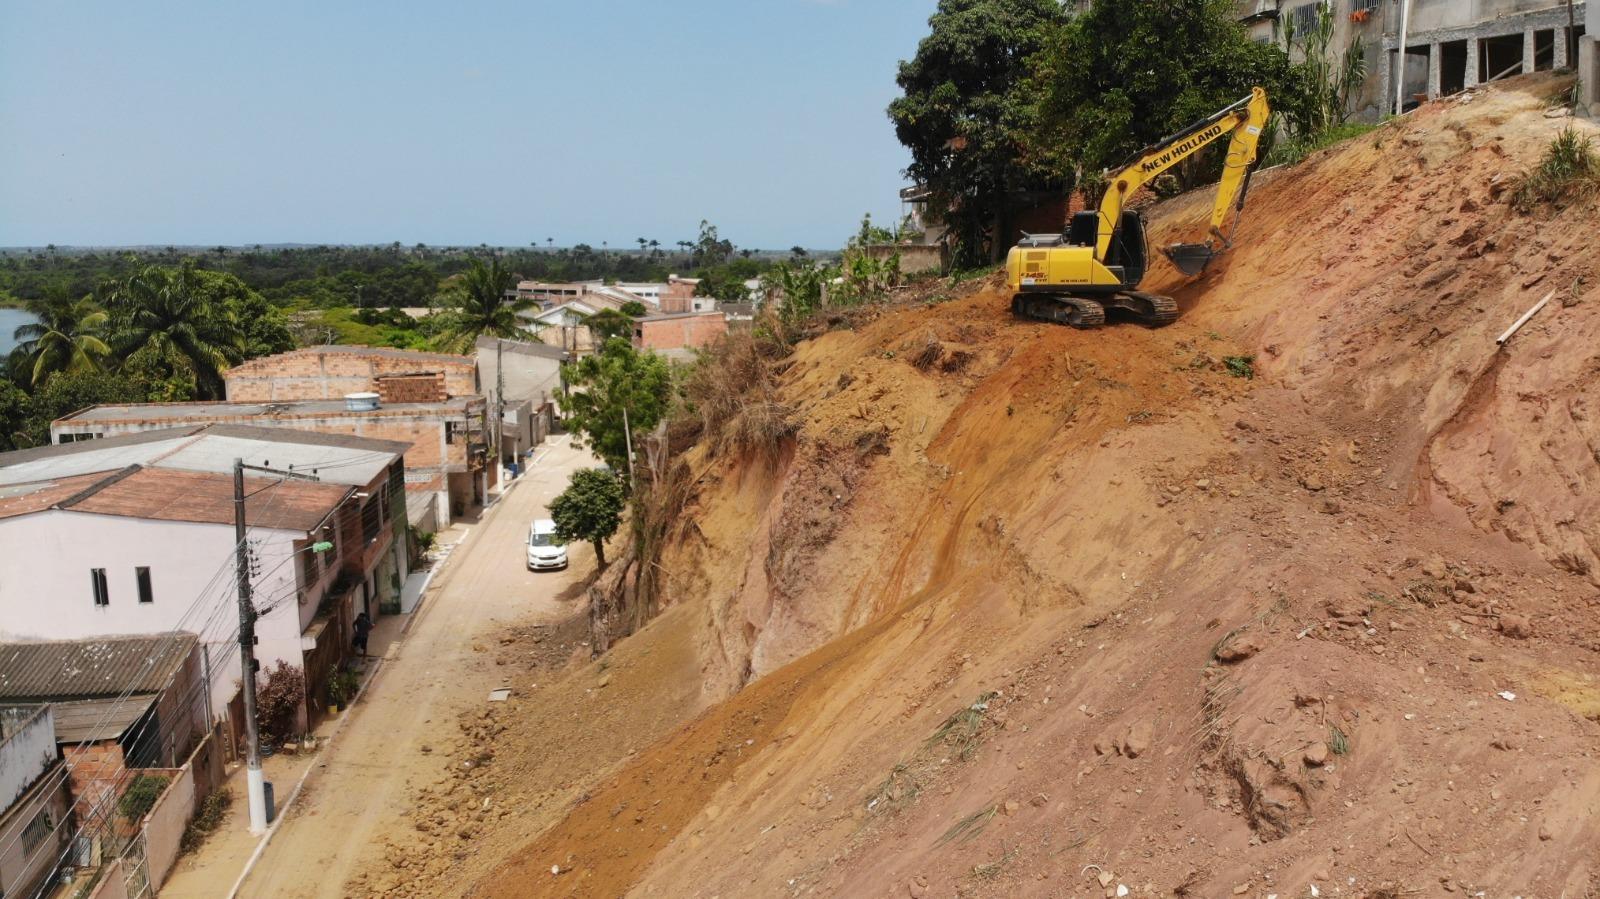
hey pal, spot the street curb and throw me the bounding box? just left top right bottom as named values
left=223, top=652, right=387, bottom=899
left=221, top=463, right=533, bottom=896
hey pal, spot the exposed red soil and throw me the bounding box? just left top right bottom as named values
left=352, top=76, right=1600, bottom=899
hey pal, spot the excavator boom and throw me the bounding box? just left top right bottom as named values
left=1005, top=87, right=1270, bottom=329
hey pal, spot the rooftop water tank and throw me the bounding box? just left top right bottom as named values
left=345, top=392, right=380, bottom=412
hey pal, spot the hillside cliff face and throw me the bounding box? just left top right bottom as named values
left=356, top=78, right=1600, bottom=899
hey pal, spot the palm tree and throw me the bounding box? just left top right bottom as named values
left=103, top=263, right=244, bottom=399
left=11, top=294, right=110, bottom=388
left=438, top=256, right=533, bottom=352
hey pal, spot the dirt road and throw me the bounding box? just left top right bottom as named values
left=235, top=437, right=598, bottom=898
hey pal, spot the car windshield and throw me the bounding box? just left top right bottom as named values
left=530, top=532, right=560, bottom=547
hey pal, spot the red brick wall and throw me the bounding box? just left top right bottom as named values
left=64, top=741, right=127, bottom=832
left=375, top=372, right=447, bottom=404
left=660, top=279, right=697, bottom=314
left=634, top=314, right=727, bottom=351
left=225, top=349, right=477, bottom=401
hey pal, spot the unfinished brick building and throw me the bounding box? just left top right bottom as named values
left=224, top=345, right=479, bottom=402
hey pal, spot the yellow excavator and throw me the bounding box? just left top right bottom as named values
left=1006, top=86, right=1270, bottom=328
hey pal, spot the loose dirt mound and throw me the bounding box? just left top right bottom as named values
left=356, top=78, right=1600, bottom=899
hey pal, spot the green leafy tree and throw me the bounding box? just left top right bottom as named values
left=584, top=308, right=636, bottom=342
left=19, top=369, right=150, bottom=447
left=549, top=467, right=627, bottom=567
left=693, top=270, right=751, bottom=304
left=1027, top=0, right=1301, bottom=197
left=10, top=294, right=110, bottom=388
left=562, top=336, right=673, bottom=472
left=436, top=256, right=533, bottom=352
left=0, top=378, right=28, bottom=451
left=619, top=301, right=648, bottom=318
left=102, top=262, right=244, bottom=400
left=691, top=220, right=734, bottom=268
left=888, top=0, right=1065, bottom=266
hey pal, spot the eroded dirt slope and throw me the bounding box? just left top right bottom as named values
left=357, top=77, right=1600, bottom=899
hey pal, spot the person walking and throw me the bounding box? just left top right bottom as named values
left=352, top=611, right=373, bottom=657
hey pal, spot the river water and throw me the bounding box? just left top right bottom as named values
left=0, top=308, right=40, bottom=355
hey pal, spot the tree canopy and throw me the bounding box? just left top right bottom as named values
left=436, top=256, right=534, bottom=352
left=102, top=263, right=248, bottom=400
left=584, top=309, right=636, bottom=342
left=561, top=337, right=673, bottom=472
left=549, top=467, right=627, bottom=567
left=887, top=0, right=1066, bottom=266
left=1027, top=0, right=1303, bottom=195
left=11, top=294, right=110, bottom=388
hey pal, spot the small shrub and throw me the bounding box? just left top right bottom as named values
left=1511, top=127, right=1600, bottom=212
left=1328, top=724, right=1351, bottom=755
left=1223, top=355, right=1256, bottom=379
left=118, top=774, right=171, bottom=823
left=180, top=788, right=233, bottom=854
left=326, top=666, right=360, bottom=708
left=256, top=660, right=306, bottom=743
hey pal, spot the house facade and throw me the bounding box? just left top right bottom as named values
left=1239, top=1, right=1588, bottom=118
left=474, top=336, right=564, bottom=465
left=0, top=426, right=410, bottom=728
left=0, top=706, right=72, bottom=899
left=632, top=311, right=728, bottom=360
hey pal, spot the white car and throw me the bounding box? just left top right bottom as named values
left=527, top=519, right=569, bottom=571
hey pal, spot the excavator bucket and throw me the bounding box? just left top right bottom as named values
left=1162, top=242, right=1218, bottom=276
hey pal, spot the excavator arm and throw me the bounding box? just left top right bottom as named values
left=1093, top=86, right=1270, bottom=274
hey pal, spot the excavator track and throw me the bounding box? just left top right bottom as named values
left=1107, top=291, right=1181, bottom=327
left=1012, top=294, right=1106, bottom=329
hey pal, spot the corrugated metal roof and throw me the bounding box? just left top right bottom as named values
left=473, top=335, right=567, bottom=360
left=0, top=634, right=198, bottom=702
left=59, top=396, right=478, bottom=423
left=0, top=424, right=404, bottom=489
left=50, top=696, right=158, bottom=743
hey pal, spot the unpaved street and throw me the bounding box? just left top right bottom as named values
left=235, top=437, right=598, bottom=898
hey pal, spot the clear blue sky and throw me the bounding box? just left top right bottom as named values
left=0, top=0, right=935, bottom=250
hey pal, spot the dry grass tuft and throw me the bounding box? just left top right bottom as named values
left=683, top=329, right=799, bottom=461
left=1512, top=127, right=1600, bottom=212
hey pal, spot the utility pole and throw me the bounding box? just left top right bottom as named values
left=622, top=405, right=635, bottom=482
left=233, top=458, right=323, bottom=835
left=1394, top=0, right=1412, bottom=117
left=494, top=337, right=505, bottom=481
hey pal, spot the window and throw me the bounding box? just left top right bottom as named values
left=298, top=540, right=320, bottom=592
left=361, top=497, right=381, bottom=543
left=1350, top=0, right=1380, bottom=12
left=136, top=567, right=153, bottom=604
left=1287, top=1, right=1325, bottom=36
left=21, top=807, right=53, bottom=855
left=91, top=568, right=109, bottom=606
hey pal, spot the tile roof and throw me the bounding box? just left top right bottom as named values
left=0, top=634, right=199, bottom=702
left=62, top=466, right=351, bottom=531
left=0, top=472, right=111, bottom=521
